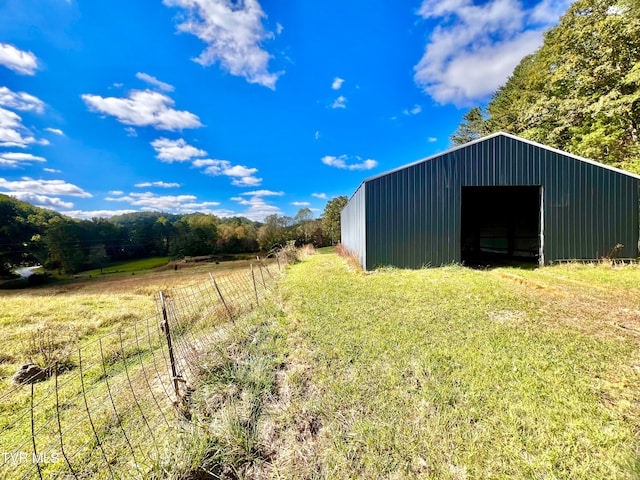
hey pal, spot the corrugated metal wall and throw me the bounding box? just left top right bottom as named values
left=341, top=182, right=367, bottom=267
left=347, top=133, right=640, bottom=270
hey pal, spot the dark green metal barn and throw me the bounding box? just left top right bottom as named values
left=341, top=132, right=640, bottom=270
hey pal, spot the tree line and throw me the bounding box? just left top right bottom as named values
left=451, top=0, right=640, bottom=173
left=0, top=194, right=348, bottom=276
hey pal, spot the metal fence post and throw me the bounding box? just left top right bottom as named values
left=250, top=263, right=259, bottom=306
left=209, top=272, right=234, bottom=321
left=257, top=258, right=267, bottom=288
left=159, top=291, right=181, bottom=401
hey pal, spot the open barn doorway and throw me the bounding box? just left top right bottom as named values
left=461, top=186, right=542, bottom=266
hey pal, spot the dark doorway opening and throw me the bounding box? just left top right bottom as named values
left=461, top=186, right=542, bottom=266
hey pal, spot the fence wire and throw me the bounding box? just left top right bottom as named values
left=0, top=258, right=282, bottom=479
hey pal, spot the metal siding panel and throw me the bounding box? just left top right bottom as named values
left=356, top=134, right=639, bottom=269
left=365, top=179, right=377, bottom=270
left=443, top=156, right=449, bottom=263
left=342, top=182, right=367, bottom=269
left=418, top=163, right=424, bottom=265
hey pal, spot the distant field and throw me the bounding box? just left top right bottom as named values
left=261, top=254, right=640, bottom=478
left=80, top=256, right=170, bottom=276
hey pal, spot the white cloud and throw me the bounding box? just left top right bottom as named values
left=6, top=192, right=73, bottom=209
left=43, top=168, right=62, bottom=173
left=332, top=95, right=347, bottom=109
left=136, top=72, right=175, bottom=92
left=137, top=181, right=179, bottom=188
left=0, top=43, right=38, bottom=75
left=195, top=158, right=262, bottom=187
left=321, top=154, right=378, bottom=171
left=314, top=131, right=320, bottom=140
left=291, top=201, right=310, bottom=206
left=107, top=191, right=195, bottom=208
left=82, top=89, right=202, bottom=130
left=530, top=0, right=573, bottom=23
left=332, top=77, right=345, bottom=90
left=224, top=165, right=259, bottom=177
left=0, top=87, right=45, bottom=113
left=414, top=0, right=572, bottom=105
left=106, top=191, right=227, bottom=214
left=231, top=192, right=281, bottom=221
left=192, top=158, right=217, bottom=168
left=403, top=104, right=422, bottom=116
left=428, top=136, right=437, bottom=142
left=0, top=177, right=92, bottom=198
left=134, top=181, right=182, bottom=188
left=276, top=23, right=284, bottom=35
left=0, top=107, right=40, bottom=148
left=312, top=192, right=327, bottom=199
left=125, top=127, right=138, bottom=137
left=109, top=190, right=124, bottom=195
left=44, top=127, right=64, bottom=136
left=163, top=0, right=282, bottom=89
left=0, top=152, right=46, bottom=167
left=231, top=176, right=262, bottom=187
left=151, top=137, right=207, bottom=162
left=241, top=189, right=283, bottom=197
left=63, top=209, right=138, bottom=219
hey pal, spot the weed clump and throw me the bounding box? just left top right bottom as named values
left=21, top=323, right=75, bottom=376
left=277, top=241, right=301, bottom=265
left=335, top=243, right=362, bottom=271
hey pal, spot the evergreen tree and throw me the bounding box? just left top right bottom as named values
left=450, top=107, right=488, bottom=146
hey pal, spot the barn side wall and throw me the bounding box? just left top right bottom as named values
left=363, top=135, right=639, bottom=269
left=341, top=182, right=367, bottom=269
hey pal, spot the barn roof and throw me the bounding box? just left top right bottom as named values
left=361, top=131, right=640, bottom=185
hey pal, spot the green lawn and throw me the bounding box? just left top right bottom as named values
left=259, top=254, right=640, bottom=479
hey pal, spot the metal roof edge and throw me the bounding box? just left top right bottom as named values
left=357, top=131, right=640, bottom=186
left=499, top=131, right=640, bottom=180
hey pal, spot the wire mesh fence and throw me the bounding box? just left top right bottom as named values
left=0, top=258, right=282, bottom=479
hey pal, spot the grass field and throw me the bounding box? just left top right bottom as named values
left=2, top=251, right=640, bottom=478
left=80, top=256, right=170, bottom=277
left=0, top=256, right=276, bottom=479
left=244, top=254, right=640, bottom=479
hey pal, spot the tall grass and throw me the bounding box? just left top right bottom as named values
left=153, top=305, right=287, bottom=478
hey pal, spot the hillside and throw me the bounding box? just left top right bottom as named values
left=0, top=194, right=63, bottom=277
left=0, top=194, right=339, bottom=278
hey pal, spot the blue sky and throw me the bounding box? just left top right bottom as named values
left=0, top=0, right=572, bottom=221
